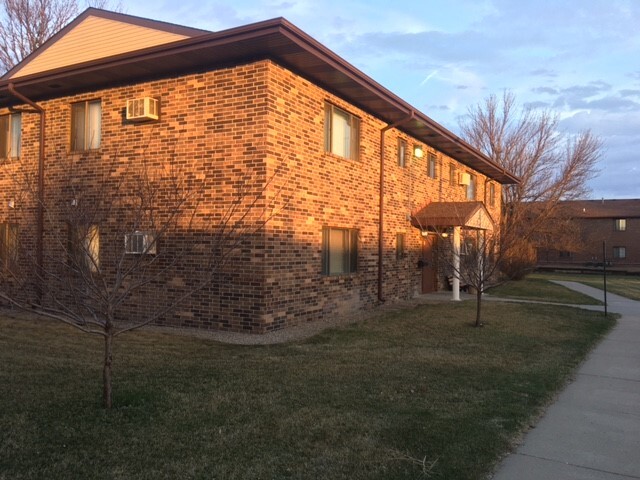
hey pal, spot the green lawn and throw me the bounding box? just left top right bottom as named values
left=533, top=272, right=640, bottom=301
left=486, top=275, right=603, bottom=305
left=0, top=301, right=614, bottom=480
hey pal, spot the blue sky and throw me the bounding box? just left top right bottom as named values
left=127, top=0, right=640, bottom=199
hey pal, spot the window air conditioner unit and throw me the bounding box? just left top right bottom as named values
left=459, top=172, right=471, bottom=186
left=125, top=231, right=157, bottom=254
left=126, top=97, right=159, bottom=121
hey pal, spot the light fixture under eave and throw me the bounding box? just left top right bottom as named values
left=413, top=145, right=424, bottom=158
left=421, top=228, right=450, bottom=238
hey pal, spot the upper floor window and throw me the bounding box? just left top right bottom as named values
left=397, top=138, right=407, bottom=167
left=71, top=100, right=101, bottom=151
left=0, top=113, right=21, bottom=159
left=614, top=219, right=626, bottom=231
left=427, top=153, right=437, bottom=178
left=466, top=174, right=477, bottom=200
left=449, top=164, right=456, bottom=186
left=0, top=222, right=18, bottom=272
left=488, top=183, right=496, bottom=207
left=324, top=103, right=360, bottom=160
left=322, top=226, right=358, bottom=275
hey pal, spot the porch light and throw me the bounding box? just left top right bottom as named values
left=421, top=229, right=450, bottom=238
left=8, top=200, right=15, bottom=208
left=413, top=145, right=424, bottom=158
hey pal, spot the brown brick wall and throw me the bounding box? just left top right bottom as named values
left=0, top=59, right=502, bottom=332
left=538, top=217, right=640, bottom=268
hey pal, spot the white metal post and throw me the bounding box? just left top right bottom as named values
left=452, top=226, right=461, bottom=301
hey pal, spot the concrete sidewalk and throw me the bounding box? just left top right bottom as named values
left=491, top=281, right=640, bottom=479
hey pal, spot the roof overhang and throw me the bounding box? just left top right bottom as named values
left=0, top=17, right=519, bottom=184
left=411, top=201, right=495, bottom=232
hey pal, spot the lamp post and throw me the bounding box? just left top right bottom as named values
left=603, top=240, right=608, bottom=317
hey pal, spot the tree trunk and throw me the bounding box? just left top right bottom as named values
left=103, top=332, right=113, bottom=409
left=475, top=288, right=483, bottom=327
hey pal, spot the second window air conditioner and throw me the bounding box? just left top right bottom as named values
left=125, top=231, right=157, bottom=255
left=126, top=97, right=159, bottom=121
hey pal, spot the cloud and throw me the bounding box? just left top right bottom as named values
left=530, top=69, right=558, bottom=78
left=554, top=95, right=640, bottom=112
left=561, top=83, right=611, bottom=97
left=531, top=86, right=558, bottom=95
left=620, top=89, right=640, bottom=97
left=524, top=101, right=550, bottom=109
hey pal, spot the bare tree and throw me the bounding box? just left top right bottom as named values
left=0, top=151, right=284, bottom=409
left=459, top=91, right=602, bottom=278
left=0, top=0, right=119, bottom=73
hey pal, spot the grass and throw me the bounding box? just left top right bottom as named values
left=486, top=275, right=603, bottom=305
left=0, top=300, right=614, bottom=480
left=532, top=272, right=640, bottom=301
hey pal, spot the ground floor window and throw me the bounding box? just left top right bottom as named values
left=322, top=227, right=358, bottom=275
left=396, top=233, right=406, bottom=259
left=0, top=222, right=18, bottom=271
left=612, top=246, right=626, bottom=259
left=68, top=224, right=100, bottom=273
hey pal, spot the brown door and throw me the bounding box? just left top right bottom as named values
left=421, top=235, right=437, bottom=293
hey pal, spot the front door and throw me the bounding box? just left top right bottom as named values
left=421, top=235, right=437, bottom=293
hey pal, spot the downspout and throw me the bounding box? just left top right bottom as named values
left=378, top=111, right=415, bottom=302
left=8, top=83, right=45, bottom=304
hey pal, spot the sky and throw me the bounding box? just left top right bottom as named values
left=127, top=0, right=640, bottom=199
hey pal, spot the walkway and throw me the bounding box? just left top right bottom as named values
left=491, top=281, right=640, bottom=479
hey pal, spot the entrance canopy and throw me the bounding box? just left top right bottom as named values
left=411, top=201, right=495, bottom=232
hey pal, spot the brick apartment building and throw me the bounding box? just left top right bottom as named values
left=537, top=199, right=640, bottom=272
left=0, top=9, right=518, bottom=332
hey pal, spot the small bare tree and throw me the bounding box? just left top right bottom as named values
left=459, top=91, right=602, bottom=278
left=0, top=0, right=120, bottom=73
left=0, top=151, right=284, bottom=409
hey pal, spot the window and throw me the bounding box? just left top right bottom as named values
left=71, top=100, right=101, bottom=150
left=559, top=250, right=571, bottom=259
left=427, top=153, right=437, bottom=178
left=396, top=233, right=406, bottom=259
left=614, top=219, right=626, bottom=231
left=397, top=138, right=407, bottom=167
left=324, top=103, right=360, bottom=160
left=449, top=164, right=456, bottom=186
left=488, top=183, right=496, bottom=207
left=466, top=174, right=477, bottom=200
left=0, top=223, right=18, bottom=271
left=613, top=247, right=626, bottom=259
left=322, top=227, right=358, bottom=275
left=125, top=231, right=157, bottom=255
left=0, top=113, right=21, bottom=159
left=68, top=224, right=100, bottom=272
